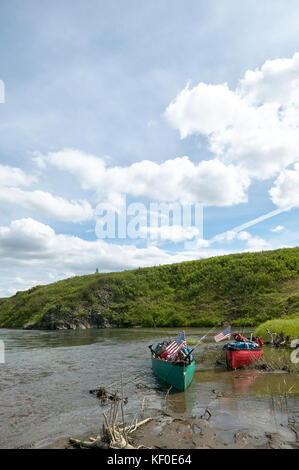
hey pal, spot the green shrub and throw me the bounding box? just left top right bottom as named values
left=255, top=319, right=299, bottom=341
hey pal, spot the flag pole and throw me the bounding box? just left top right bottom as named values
left=185, top=321, right=226, bottom=358
left=196, top=320, right=224, bottom=344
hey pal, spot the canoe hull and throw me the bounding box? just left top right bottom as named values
left=226, top=349, right=263, bottom=369
left=151, top=357, right=195, bottom=392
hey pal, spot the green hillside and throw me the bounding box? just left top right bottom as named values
left=1, top=247, right=299, bottom=329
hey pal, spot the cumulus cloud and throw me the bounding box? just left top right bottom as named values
left=0, top=164, right=35, bottom=187
left=269, top=163, right=299, bottom=209
left=165, top=82, right=248, bottom=138
left=140, top=224, right=202, bottom=243
left=0, top=162, right=94, bottom=222
left=0, top=218, right=196, bottom=269
left=0, top=187, right=94, bottom=222
left=245, top=234, right=270, bottom=252
left=165, top=52, right=299, bottom=181
left=239, top=54, right=299, bottom=104
left=37, top=149, right=249, bottom=207
left=0, top=218, right=211, bottom=296
left=212, top=229, right=270, bottom=252
left=0, top=218, right=56, bottom=257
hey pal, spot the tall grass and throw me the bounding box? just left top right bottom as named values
left=254, top=319, right=299, bottom=341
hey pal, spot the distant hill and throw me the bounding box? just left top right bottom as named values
left=1, top=247, right=299, bottom=330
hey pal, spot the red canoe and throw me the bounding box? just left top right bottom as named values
left=225, top=349, right=263, bottom=369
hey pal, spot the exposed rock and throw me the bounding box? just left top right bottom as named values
left=23, top=286, right=117, bottom=330
left=24, top=312, right=115, bottom=330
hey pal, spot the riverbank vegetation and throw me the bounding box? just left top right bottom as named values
left=254, top=319, right=299, bottom=341
left=0, top=247, right=299, bottom=329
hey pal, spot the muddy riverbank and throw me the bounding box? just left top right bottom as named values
left=43, top=394, right=298, bottom=449
left=43, top=367, right=299, bottom=450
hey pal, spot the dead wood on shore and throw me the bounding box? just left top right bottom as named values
left=71, top=376, right=152, bottom=449
left=266, top=329, right=291, bottom=348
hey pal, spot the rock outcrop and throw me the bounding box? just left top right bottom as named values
left=24, top=286, right=116, bottom=330
left=24, top=312, right=114, bottom=330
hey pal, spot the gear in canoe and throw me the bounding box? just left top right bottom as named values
left=223, top=332, right=264, bottom=369
left=149, top=331, right=195, bottom=392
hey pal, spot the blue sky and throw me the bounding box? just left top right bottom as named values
left=1, top=0, right=299, bottom=296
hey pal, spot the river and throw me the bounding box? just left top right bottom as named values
left=0, top=328, right=298, bottom=448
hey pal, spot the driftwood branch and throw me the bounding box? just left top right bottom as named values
left=266, top=329, right=277, bottom=344
left=70, top=379, right=153, bottom=449
left=266, top=329, right=291, bottom=348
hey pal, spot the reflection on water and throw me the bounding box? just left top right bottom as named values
left=0, top=327, right=298, bottom=448
left=158, top=378, right=198, bottom=415
left=163, top=367, right=298, bottom=442
left=232, top=370, right=260, bottom=393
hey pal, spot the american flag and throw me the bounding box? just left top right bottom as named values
left=165, top=331, right=187, bottom=359
left=214, top=326, right=231, bottom=343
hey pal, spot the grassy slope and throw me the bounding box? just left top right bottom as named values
left=254, top=318, right=299, bottom=341
left=1, top=247, right=299, bottom=328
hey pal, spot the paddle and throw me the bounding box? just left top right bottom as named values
left=184, top=321, right=226, bottom=362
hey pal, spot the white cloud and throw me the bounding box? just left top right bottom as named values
left=165, top=82, right=248, bottom=138
left=269, top=162, right=299, bottom=209
left=0, top=219, right=264, bottom=271
left=245, top=235, right=270, bottom=252
left=38, top=149, right=249, bottom=207
left=212, top=229, right=270, bottom=252
left=14, top=276, right=39, bottom=290
left=0, top=218, right=56, bottom=255
left=165, top=52, right=299, bottom=181
left=271, top=225, right=285, bottom=233
left=0, top=217, right=210, bottom=295
left=239, top=53, right=299, bottom=105
left=0, top=187, right=94, bottom=222
left=140, top=224, right=202, bottom=243
left=40, top=149, right=106, bottom=191
left=0, top=217, right=196, bottom=270
left=0, top=164, right=35, bottom=187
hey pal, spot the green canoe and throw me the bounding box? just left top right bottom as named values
left=151, top=356, right=195, bottom=392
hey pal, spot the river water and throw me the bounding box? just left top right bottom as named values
left=0, top=328, right=298, bottom=448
